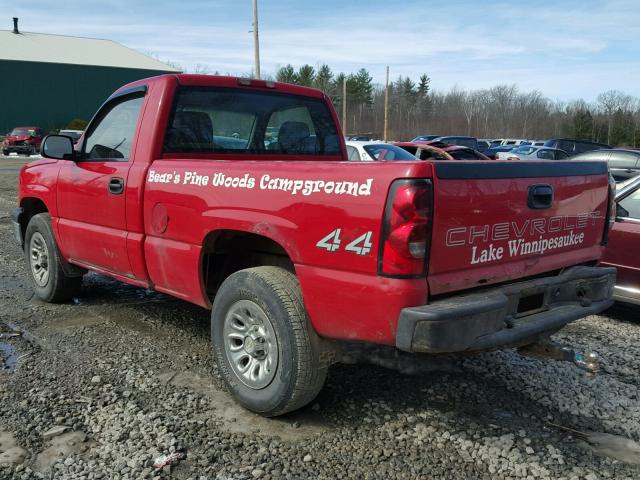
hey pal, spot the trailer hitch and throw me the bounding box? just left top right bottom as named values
left=518, top=339, right=599, bottom=376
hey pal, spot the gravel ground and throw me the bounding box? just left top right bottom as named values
left=1, top=156, right=639, bottom=479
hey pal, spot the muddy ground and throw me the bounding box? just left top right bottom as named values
left=0, top=156, right=639, bottom=479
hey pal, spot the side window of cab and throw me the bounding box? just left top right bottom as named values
left=83, top=94, right=144, bottom=161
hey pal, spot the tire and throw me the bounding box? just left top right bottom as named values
left=2, top=150, right=8, bottom=156
left=24, top=213, right=82, bottom=302
left=211, top=266, right=333, bottom=417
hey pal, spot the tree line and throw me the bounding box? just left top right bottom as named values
left=271, top=64, right=640, bottom=146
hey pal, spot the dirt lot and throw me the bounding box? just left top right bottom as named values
left=1, top=156, right=639, bottom=479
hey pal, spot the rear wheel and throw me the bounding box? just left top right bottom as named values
left=211, top=266, right=333, bottom=416
left=24, top=213, right=82, bottom=302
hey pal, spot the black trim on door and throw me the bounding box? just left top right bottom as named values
left=435, top=161, right=608, bottom=180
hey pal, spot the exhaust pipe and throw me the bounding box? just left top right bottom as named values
left=13, top=17, right=19, bottom=34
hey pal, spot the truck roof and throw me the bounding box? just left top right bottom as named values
left=112, top=74, right=327, bottom=100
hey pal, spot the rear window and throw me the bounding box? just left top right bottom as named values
left=363, top=144, right=416, bottom=161
left=164, top=87, right=340, bottom=156
left=445, top=137, right=477, bottom=148
left=398, top=146, right=418, bottom=155
left=449, top=148, right=484, bottom=160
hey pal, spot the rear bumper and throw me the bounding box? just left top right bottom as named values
left=396, top=266, right=616, bottom=353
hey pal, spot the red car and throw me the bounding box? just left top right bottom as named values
left=2, top=127, right=44, bottom=156
left=601, top=176, right=640, bottom=305
left=394, top=141, right=490, bottom=160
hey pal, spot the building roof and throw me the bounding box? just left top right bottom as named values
left=0, top=30, right=181, bottom=72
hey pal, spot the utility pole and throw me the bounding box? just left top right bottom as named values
left=252, top=0, right=261, bottom=79
left=342, top=77, right=347, bottom=134
left=384, top=66, right=389, bottom=142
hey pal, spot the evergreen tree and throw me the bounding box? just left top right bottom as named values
left=297, top=65, right=316, bottom=87
left=275, top=65, right=298, bottom=84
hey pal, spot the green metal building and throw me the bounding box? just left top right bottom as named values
left=0, top=20, right=180, bottom=133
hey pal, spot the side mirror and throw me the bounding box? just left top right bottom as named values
left=42, top=135, right=76, bottom=160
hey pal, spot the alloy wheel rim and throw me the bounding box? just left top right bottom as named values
left=223, top=299, right=278, bottom=389
left=29, top=232, right=50, bottom=287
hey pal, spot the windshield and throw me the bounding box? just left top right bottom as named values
left=164, top=87, right=341, bottom=156
left=11, top=128, right=36, bottom=136
left=363, top=144, right=417, bottom=161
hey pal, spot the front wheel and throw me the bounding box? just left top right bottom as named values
left=24, top=213, right=82, bottom=302
left=211, top=266, right=332, bottom=416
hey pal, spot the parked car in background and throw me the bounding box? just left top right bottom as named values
left=345, top=141, right=417, bottom=161
left=571, top=149, right=640, bottom=183
left=601, top=176, right=640, bottom=305
left=394, top=141, right=490, bottom=160
left=485, top=145, right=518, bottom=159
left=2, top=126, right=44, bottom=156
left=543, top=138, right=610, bottom=156
left=411, top=135, right=440, bottom=142
left=432, top=136, right=479, bottom=150
left=496, top=146, right=569, bottom=161
left=58, top=129, right=84, bottom=143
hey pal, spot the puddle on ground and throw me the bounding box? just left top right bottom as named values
left=0, top=342, right=17, bottom=373
left=164, top=370, right=326, bottom=441
left=577, top=431, right=640, bottom=465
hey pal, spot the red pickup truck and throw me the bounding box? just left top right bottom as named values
left=12, top=75, right=616, bottom=416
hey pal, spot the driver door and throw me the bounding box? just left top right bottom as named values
left=56, top=92, right=145, bottom=276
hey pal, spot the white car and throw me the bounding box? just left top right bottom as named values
left=345, top=140, right=417, bottom=161
left=496, top=146, right=569, bottom=161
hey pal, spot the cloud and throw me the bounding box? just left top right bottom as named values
left=5, top=0, right=640, bottom=99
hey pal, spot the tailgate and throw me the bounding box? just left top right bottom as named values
left=428, top=161, right=610, bottom=295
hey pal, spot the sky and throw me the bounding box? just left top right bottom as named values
left=4, top=0, right=640, bottom=101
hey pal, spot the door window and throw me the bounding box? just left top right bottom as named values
left=346, top=145, right=360, bottom=160
left=618, top=188, right=640, bottom=219
left=84, top=95, right=144, bottom=161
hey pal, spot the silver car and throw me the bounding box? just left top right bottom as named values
left=496, top=146, right=569, bottom=161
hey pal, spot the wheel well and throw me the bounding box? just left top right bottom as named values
left=19, top=198, right=48, bottom=245
left=201, top=230, right=294, bottom=302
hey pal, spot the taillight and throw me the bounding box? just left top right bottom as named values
left=602, top=173, right=616, bottom=245
left=378, top=179, right=433, bottom=277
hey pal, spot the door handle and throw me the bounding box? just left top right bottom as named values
left=109, top=177, right=124, bottom=195
left=528, top=184, right=553, bottom=209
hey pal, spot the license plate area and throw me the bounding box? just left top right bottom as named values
left=515, top=292, right=546, bottom=318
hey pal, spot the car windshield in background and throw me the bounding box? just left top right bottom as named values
left=11, top=129, right=36, bottom=136
left=363, top=144, right=416, bottom=161
left=164, top=87, right=341, bottom=156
